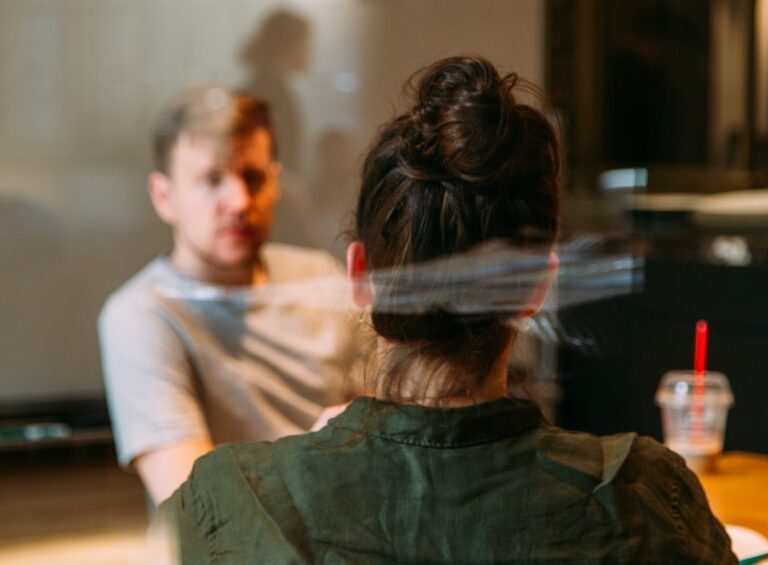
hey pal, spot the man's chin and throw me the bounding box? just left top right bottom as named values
left=216, top=253, right=258, bottom=269
left=211, top=234, right=268, bottom=269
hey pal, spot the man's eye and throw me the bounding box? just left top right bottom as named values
left=243, top=169, right=267, bottom=190
left=206, top=172, right=224, bottom=186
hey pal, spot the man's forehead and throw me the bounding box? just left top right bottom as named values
left=172, top=128, right=273, bottom=168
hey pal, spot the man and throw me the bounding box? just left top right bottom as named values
left=99, top=87, right=356, bottom=504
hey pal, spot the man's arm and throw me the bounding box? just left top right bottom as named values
left=134, top=438, right=214, bottom=505
left=99, top=287, right=213, bottom=501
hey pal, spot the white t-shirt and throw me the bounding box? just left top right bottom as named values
left=99, top=243, right=360, bottom=467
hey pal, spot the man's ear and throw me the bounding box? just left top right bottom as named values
left=347, top=241, right=373, bottom=308
left=147, top=171, right=176, bottom=225
left=520, top=251, right=559, bottom=317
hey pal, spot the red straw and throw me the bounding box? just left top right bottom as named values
left=694, top=320, right=708, bottom=375
left=692, top=320, right=708, bottom=439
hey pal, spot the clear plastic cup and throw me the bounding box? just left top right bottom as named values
left=655, top=370, right=734, bottom=473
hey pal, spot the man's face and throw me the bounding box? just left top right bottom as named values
left=153, top=128, right=279, bottom=282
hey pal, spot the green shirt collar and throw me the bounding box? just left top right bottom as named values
left=328, top=396, right=543, bottom=448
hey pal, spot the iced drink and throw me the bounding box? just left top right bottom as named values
left=655, top=370, right=734, bottom=473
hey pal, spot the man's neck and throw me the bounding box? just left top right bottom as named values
left=170, top=250, right=267, bottom=288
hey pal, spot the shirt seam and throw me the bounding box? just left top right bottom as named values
left=271, top=444, right=324, bottom=561
left=669, top=468, right=689, bottom=563
left=194, top=462, right=223, bottom=564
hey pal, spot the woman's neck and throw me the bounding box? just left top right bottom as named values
left=374, top=335, right=513, bottom=407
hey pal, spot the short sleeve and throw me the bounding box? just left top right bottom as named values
left=99, top=294, right=210, bottom=467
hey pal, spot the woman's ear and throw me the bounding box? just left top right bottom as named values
left=347, top=241, right=373, bottom=308
left=520, top=251, right=559, bottom=317
left=147, top=171, right=176, bottom=225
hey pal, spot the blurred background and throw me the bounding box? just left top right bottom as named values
left=1, top=0, right=767, bottom=562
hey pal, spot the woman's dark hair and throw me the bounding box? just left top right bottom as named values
left=353, top=55, right=561, bottom=402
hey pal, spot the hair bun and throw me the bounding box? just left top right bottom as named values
left=402, top=56, right=519, bottom=185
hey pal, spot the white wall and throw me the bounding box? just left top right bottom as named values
left=0, top=0, right=544, bottom=401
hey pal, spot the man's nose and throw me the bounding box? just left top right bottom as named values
left=221, top=175, right=252, bottom=212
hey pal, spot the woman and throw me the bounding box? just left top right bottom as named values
left=153, top=56, right=736, bottom=564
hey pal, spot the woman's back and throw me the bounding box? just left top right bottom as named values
left=158, top=397, right=734, bottom=564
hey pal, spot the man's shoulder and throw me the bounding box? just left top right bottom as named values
left=264, top=243, right=343, bottom=282
left=99, top=257, right=173, bottom=323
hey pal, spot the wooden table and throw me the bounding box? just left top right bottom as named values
left=0, top=445, right=148, bottom=563
left=698, top=452, right=768, bottom=537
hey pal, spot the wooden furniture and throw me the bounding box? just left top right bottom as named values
left=0, top=445, right=148, bottom=563
left=698, top=451, right=768, bottom=537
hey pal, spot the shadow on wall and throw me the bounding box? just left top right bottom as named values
left=239, top=9, right=311, bottom=176
left=239, top=10, right=317, bottom=249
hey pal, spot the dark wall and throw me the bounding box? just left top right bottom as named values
left=602, top=0, right=710, bottom=165
left=558, top=256, right=768, bottom=453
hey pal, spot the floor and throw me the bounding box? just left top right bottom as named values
left=0, top=444, right=149, bottom=565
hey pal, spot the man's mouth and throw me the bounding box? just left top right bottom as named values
left=220, top=225, right=256, bottom=239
